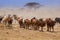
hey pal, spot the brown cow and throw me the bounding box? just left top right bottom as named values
left=7, top=16, right=13, bottom=28
left=18, top=18, right=24, bottom=28
left=37, top=18, right=46, bottom=32
left=31, top=17, right=39, bottom=30
left=24, top=19, right=31, bottom=29
left=46, top=18, right=56, bottom=32
left=13, top=15, right=24, bottom=28
left=2, top=14, right=13, bottom=29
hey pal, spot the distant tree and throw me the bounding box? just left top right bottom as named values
left=24, top=2, right=42, bottom=9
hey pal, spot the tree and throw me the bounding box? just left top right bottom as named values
left=24, top=2, right=42, bottom=9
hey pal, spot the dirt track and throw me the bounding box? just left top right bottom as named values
left=0, top=24, right=60, bottom=40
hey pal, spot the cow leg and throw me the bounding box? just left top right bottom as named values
left=34, top=26, right=37, bottom=30
left=7, top=22, right=12, bottom=29
left=27, top=25, right=29, bottom=29
left=24, top=24, right=28, bottom=29
left=25, top=25, right=29, bottom=29
left=21, top=23, right=25, bottom=28
left=50, top=27, right=51, bottom=32
left=25, top=24, right=27, bottom=29
left=37, top=26, right=39, bottom=30
left=4, top=21, right=6, bottom=25
left=47, top=26, right=49, bottom=31
left=21, top=25, right=22, bottom=28
left=31, top=24, right=33, bottom=30
left=20, top=24, right=22, bottom=28
left=5, top=21, right=7, bottom=27
left=33, top=25, right=35, bottom=30
left=41, top=27, right=43, bottom=32
left=33, top=25, right=37, bottom=30
left=10, top=24, right=12, bottom=29
left=8, top=24, right=12, bottom=29
left=19, top=24, right=21, bottom=28
left=52, top=26, right=54, bottom=32
left=32, top=24, right=34, bottom=30
left=25, top=25, right=27, bottom=29
left=22, top=24, right=25, bottom=28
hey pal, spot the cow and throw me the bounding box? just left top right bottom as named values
left=46, top=18, right=56, bottom=32
left=13, top=15, right=24, bottom=28
left=18, top=18, right=24, bottom=28
left=31, top=17, right=39, bottom=30
left=2, top=15, right=8, bottom=25
left=7, top=16, right=13, bottom=29
left=37, top=18, right=46, bottom=32
left=55, top=17, right=60, bottom=24
left=2, top=14, right=13, bottom=29
left=24, top=19, right=31, bottom=29
left=0, top=16, right=3, bottom=23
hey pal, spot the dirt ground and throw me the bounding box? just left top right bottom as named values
left=0, top=23, right=60, bottom=40
left=0, top=7, right=60, bottom=40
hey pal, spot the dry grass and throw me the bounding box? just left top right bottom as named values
left=0, top=23, right=60, bottom=40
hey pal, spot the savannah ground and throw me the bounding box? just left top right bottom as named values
left=0, top=23, right=60, bottom=40
left=0, top=7, right=60, bottom=40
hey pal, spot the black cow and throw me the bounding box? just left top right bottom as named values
left=0, top=16, right=3, bottom=23
left=55, top=17, right=60, bottom=24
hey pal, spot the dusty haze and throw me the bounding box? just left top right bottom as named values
left=0, top=7, right=60, bottom=19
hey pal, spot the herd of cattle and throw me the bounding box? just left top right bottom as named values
left=0, top=14, right=60, bottom=32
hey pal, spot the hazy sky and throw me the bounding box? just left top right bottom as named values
left=0, top=0, right=60, bottom=8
